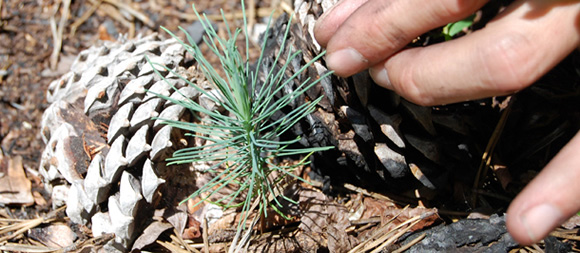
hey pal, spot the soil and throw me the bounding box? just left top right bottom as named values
left=1, top=0, right=580, bottom=252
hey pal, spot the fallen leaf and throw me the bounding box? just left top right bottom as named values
left=28, top=223, right=75, bottom=249
left=298, top=187, right=350, bottom=235
left=0, top=156, right=34, bottom=206
left=182, top=215, right=201, bottom=240
left=132, top=221, right=173, bottom=250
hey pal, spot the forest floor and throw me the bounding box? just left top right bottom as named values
left=1, top=0, right=580, bottom=252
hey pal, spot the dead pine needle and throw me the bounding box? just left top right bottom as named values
left=371, top=218, right=423, bottom=253
left=392, top=233, right=426, bottom=253
left=0, top=206, right=65, bottom=243
left=170, top=229, right=200, bottom=253
left=471, top=97, right=513, bottom=207
left=348, top=205, right=410, bottom=253
left=202, top=218, right=210, bottom=253
left=157, top=239, right=191, bottom=253
left=49, top=0, right=71, bottom=70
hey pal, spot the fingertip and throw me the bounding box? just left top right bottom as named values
left=326, top=47, right=368, bottom=77
left=506, top=133, right=580, bottom=245
left=507, top=203, right=565, bottom=246
left=369, top=65, right=393, bottom=90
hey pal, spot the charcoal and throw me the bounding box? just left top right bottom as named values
left=402, top=214, right=519, bottom=252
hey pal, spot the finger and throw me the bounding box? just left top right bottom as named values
left=370, top=0, right=580, bottom=106
left=321, top=0, right=489, bottom=77
left=314, top=0, right=370, bottom=47
left=506, top=131, right=580, bottom=245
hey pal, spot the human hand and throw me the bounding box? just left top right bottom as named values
left=314, top=0, right=580, bottom=106
left=314, top=0, right=580, bottom=246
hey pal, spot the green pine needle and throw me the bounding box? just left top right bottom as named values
left=148, top=1, right=334, bottom=235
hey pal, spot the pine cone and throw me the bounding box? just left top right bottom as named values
left=280, top=0, right=500, bottom=195
left=39, top=34, right=207, bottom=250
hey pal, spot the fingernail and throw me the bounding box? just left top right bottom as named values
left=369, top=66, right=393, bottom=90
left=520, top=204, right=564, bottom=242
left=326, top=47, right=367, bottom=76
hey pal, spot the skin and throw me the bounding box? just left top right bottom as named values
left=314, top=0, right=580, bottom=246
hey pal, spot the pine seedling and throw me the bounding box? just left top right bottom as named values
left=148, top=1, right=334, bottom=245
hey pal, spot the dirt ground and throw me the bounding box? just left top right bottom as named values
left=0, top=0, right=256, bottom=172
left=1, top=0, right=580, bottom=252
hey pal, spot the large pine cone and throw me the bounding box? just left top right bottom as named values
left=39, top=34, right=207, bottom=250
left=273, top=1, right=498, bottom=195
left=289, top=0, right=580, bottom=207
